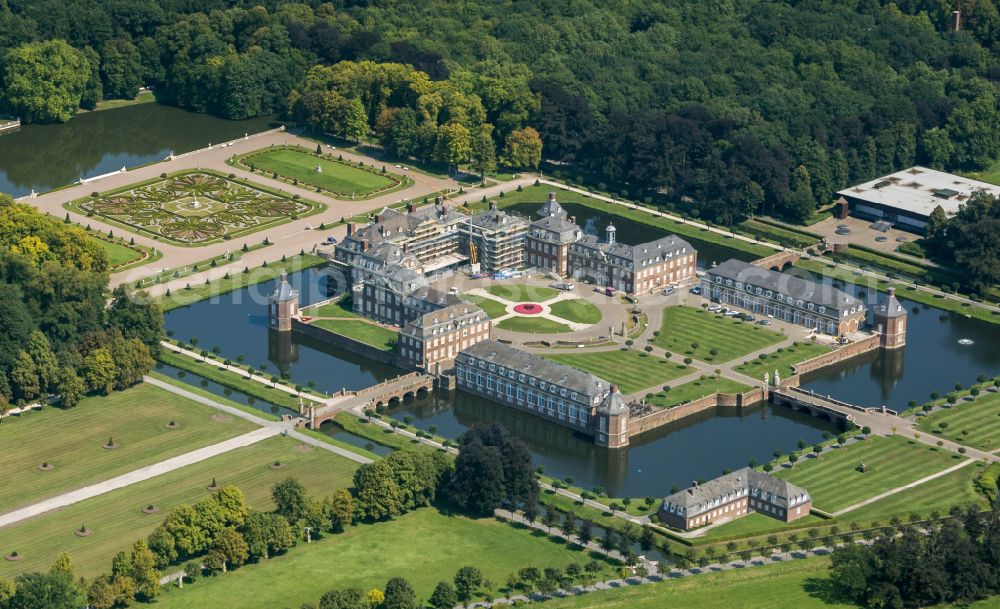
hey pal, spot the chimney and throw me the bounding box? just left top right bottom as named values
left=361, top=239, right=369, bottom=252
left=347, top=222, right=355, bottom=236
left=402, top=242, right=408, bottom=254
left=407, top=203, right=417, bottom=214
left=375, top=213, right=384, bottom=224
left=489, top=201, right=497, bottom=210
left=548, top=191, right=556, bottom=203
left=435, top=195, right=443, bottom=206
left=887, top=286, right=895, bottom=298
left=569, top=215, right=576, bottom=225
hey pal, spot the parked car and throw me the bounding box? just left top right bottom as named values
left=663, top=286, right=675, bottom=295
left=744, top=314, right=756, bottom=322
left=605, top=287, right=617, bottom=296
left=725, top=310, right=740, bottom=317
left=757, top=319, right=773, bottom=326
left=690, top=286, right=702, bottom=295
left=325, top=236, right=338, bottom=244
left=550, top=283, right=575, bottom=291
left=448, top=286, right=460, bottom=295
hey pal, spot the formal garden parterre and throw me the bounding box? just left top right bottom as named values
left=231, top=145, right=411, bottom=199
left=69, top=170, right=324, bottom=246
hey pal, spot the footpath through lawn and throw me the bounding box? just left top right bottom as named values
left=0, top=435, right=358, bottom=580
left=773, top=436, right=961, bottom=513
left=916, top=392, right=1000, bottom=451
left=0, top=383, right=257, bottom=514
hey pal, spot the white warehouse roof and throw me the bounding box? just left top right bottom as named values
left=837, top=166, right=1000, bottom=219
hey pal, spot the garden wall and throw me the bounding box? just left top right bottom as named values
left=291, top=318, right=396, bottom=366
left=628, top=387, right=764, bottom=439
left=790, top=334, right=880, bottom=377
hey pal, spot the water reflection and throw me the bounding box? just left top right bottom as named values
left=0, top=103, right=278, bottom=197
left=389, top=391, right=838, bottom=498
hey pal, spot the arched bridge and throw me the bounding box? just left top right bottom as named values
left=302, top=372, right=435, bottom=428
left=752, top=250, right=800, bottom=272
left=770, top=387, right=873, bottom=428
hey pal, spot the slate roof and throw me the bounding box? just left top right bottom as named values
left=708, top=259, right=862, bottom=314
left=876, top=287, right=906, bottom=319
left=468, top=209, right=529, bottom=230
left=269, top=271, right=298, bottom=302
left=537, top=192, right=567, bottom=218
left=529, top=215, right=581, bottom=242
left=400, top=303, right=487, bottom=339
left=458, top=340, right=611, bottom=398
left=661, top=468, right=811, bottom=517
left=572, top=234, right=694, bottom=268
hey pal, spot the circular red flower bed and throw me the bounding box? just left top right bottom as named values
left=513, top=303, right=544, bottom=315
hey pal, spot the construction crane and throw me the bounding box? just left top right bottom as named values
left=469, top=238, right=481, bottom=275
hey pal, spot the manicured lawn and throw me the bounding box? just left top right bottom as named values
left=524, top=556, right=855, bottom=609
left=646, top=376, right=752, bottom=408
left=486, top=284, right=560, bottom=302
left=311, top=319, right=398, bottom=351
left=94, top=236, right=144, bottom=267
left=242, top=147, right=397, bottom=196
left=301, top=297, right=364, bottom=320
left=0, top=383, right=257, bottom=514
left=546, top=349, right=689, bottom=394
left=697, top=511, right=824, bottom=541
left=497, top=316, right=572, bottom=334
left=154, top=508, right=613, bottom=609
left=734, top=342, right=832, bottom=379
left=462, top=294, right=510, bottom=318
left=0, top=435, right=359, bottom=580
left=549, top=298, right=602, bottom=324
left=844, top=462, right=986, bottom=523
left=773, top=436, right=961, bottom=513
left=653, top=306, right=784, bottom=363
left=915, top=392, right=1000, bottom=451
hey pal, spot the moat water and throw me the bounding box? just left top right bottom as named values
left=0, top=103, right=278, bottom=198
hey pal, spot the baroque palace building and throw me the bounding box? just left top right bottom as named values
left=703, top=259, right=866, bottom=335
left=659, top=468, right=812, bottom=531
left=455, top=340, right=631, bottom=447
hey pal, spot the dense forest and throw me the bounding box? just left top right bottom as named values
left=1, top=0, right=999, bottom=224
left=0, top=194, right=162, bottom=409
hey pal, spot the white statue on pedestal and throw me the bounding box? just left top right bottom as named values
left=773, top=369, right=781, bottom=387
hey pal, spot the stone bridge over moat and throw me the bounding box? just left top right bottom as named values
left=302, top=372, right=435, bottom=428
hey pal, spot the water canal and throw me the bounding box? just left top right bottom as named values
left=0, top=102, right=278, bottom=198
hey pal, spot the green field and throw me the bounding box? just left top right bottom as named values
left=734, top=341, right=832, bottom=379
left=301, top=297, right=364, bottom=319
left=461, top=294, right=510, bottom=318
left=0, top=435, right=359, bottom=579
left=774, top=436, right=961, bottom=513
left=486, top=284, right=560, bottom=302
left=311, top=319, right=398, bottom=351
left=92, top=236, right=144, bottom=267
left=240, top=147, right=399, bottom=196
left=915, top=392, right=1000, bottom=451
left=497, top=316, right=572, bottom=333
left=844, top=462, right=985, bottom=522
left=546, top=349, right=689, bottom=394
left=647, top=376, right=752, bottom=408
left=696, top=511, right=824, bottom=541
left=155, top=508, right=612, bottom=609
left=0, top=383, right=257, bottom=514
left=549, top=298, right=602, bottom=324
left=653, top=306, right=784, bottom=363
